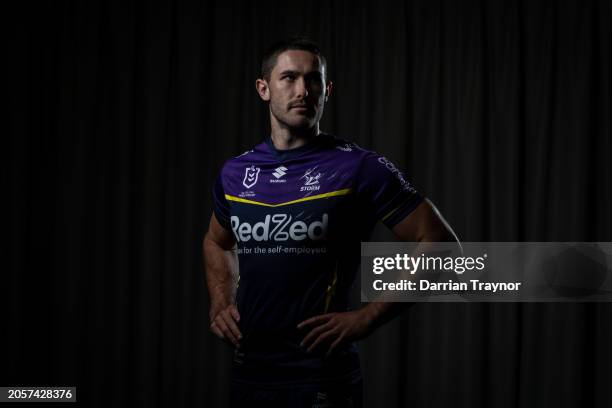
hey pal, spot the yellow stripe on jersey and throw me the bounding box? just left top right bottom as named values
left=323, top=268, right=338, bottom=313
left=381, top=205, right=400, bottom=221
left=225, top=188, right=352, bottom=207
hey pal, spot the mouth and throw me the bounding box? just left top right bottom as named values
left=290, top=104, right=312, bottom=112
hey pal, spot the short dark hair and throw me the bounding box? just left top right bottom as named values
left=260, top=36, right=327, bottom=81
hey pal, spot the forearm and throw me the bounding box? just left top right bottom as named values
left=203, top=234, right=238, bottom=318
left=359, top=224, right=459, bottom=332
left=358, top=239, right=429, bottom=329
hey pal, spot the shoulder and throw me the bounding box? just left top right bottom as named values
left=319, top=134, right=417, bottom=192
left=331, top=137, right=418, bottom=195
left=219, top=141, right=267, bottom=176
left=318, top=133, right=374, bottom=161
left=322, top=134, right=397, bottom=171
left=317, top=134, right=409, bottom=185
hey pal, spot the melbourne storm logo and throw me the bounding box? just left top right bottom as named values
left=242, top=165, right=260, bottom=189
left=300, top=167, right=322, bottom=191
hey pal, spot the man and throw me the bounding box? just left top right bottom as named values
left=204, top=37, right=457, bottom=407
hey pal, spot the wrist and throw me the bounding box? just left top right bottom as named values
left=359, top=303, right=383, bottom=325
left=209, top=299, right=232, bottom=318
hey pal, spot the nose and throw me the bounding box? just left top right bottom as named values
left=295, top=77, right=309, bottom=98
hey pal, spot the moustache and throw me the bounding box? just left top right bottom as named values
left=289, top=102, right=313, bottom=109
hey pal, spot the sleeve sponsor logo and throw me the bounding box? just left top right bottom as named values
left=377, top=157, right=417, bottom=193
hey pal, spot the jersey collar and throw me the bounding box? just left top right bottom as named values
left=264, top=133, right=329, bottom=162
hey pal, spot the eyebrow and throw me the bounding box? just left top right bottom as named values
left=278, top=70, right=323, bottom=78
left=279, top=70, right=299, bottom=76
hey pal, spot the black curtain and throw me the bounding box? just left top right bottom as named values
left=5, top=0, right=611, bottom=407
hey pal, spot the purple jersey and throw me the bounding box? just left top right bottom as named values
left=212, top=133, right=423, bottom=387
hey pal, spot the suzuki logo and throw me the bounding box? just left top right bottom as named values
left=242, top=165, right=260, bottom=189
left=272, top=166, right=287, bottom=179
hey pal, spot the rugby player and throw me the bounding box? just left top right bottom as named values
left=204, top=37, right=457, bottom=407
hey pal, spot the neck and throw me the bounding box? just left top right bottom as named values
left=269, top=114, right=320, bottom=150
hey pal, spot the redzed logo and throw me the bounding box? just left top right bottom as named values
left=231, top=213, right=328, bottom=242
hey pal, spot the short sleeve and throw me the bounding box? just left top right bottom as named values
left=212, top=173, right=231, bottom=230
left=356, top=153, right=424, bottom=229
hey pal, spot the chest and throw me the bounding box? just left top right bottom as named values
left=224, top=156, right=360, bottom=244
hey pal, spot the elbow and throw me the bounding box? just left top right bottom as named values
left=419, top=223, right=459, bottom=243
left=419, top=231, right=453, bottom=243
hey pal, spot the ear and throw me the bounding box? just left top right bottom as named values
left=255, top=78, right=270, bottom=101
left=324, top=80, right=333, bottom=102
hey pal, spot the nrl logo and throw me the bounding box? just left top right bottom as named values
left=242, top=165, right=260, bottom=189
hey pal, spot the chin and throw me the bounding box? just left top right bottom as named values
left=273, top=109, right=316, bottom=130
left=286, top=118, right=315, bottom=129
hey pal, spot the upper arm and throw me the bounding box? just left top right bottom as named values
left=391, top=198, right=458, bottom=242
left=355, top=152, right=424, bottom=229
left=353, top=151, right=457, bottom=243
left=207, top=171, right=236, bottom=250
left=205, top=213, right=236, bottom=251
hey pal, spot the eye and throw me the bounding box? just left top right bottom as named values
left=305, top=73, right=323, bottom=85
left=282, top=75, right=295, bottom=81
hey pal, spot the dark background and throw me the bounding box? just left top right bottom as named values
left=5, top=0, right=612, bottom=407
